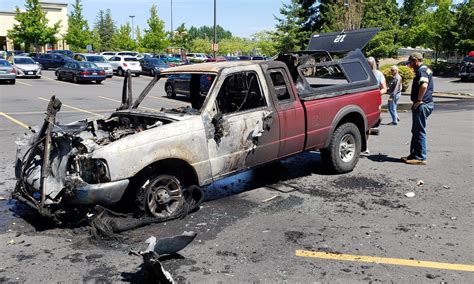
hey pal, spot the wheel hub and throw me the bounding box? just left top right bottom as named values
left=146, top=176, right=184, bottom=218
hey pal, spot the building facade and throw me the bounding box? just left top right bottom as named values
left=0, top=1, right=68, bottom=51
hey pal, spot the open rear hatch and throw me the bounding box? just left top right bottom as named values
left=307, top=28, right=381, bottom=54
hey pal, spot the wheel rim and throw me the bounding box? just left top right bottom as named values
left=150, top=69, right=155, bottom=76
left=73, top=75, right=77, bottom=83
left=339, top=133, right=356, bottom=163
left=146, top=176, right=184, bottom=218
left=118, top=69, right=123, bottom=76
left=166, top=85, right=174, bottom=97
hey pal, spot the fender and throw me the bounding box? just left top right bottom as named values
left=323, top=105, right=367, bottom=148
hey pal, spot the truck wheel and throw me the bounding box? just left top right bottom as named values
left=136, top=174, right=185, bottom=218
left=321, top=122, right=361, bottom=174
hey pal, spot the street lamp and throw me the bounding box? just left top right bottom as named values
left=129, top=15, right=135, bottom=41
left=170, top=0, right=173, bottom=36
left=213, top=0, right=217, bottom=58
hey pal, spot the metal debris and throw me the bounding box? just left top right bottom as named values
left=416, top=180, right=424, bottom=186
left=405, top=192, right=416, bottom=198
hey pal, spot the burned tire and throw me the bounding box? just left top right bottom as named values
left=321, top=122, right=361, bottom=174
left=136, top=174, right=185, bottom=218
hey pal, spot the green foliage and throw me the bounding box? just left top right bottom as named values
left=250, top=31, right=277, bottom=56
left=65, top=0, right=90, bottom=51
left=94, top=9, right=115, bottom=51
left=317, top=0, right=364, bottom=32
left=88, top=28, right=102, bottom=52
left=113, top=23, right=136, bottom=51
left=218, top=37, right=252, bottom=55
left=381, top=64, right=415, bottom=92
left=189, top=38, right=212, bottom=54
left=273, top=0, right=311, bottom=52
left=454, top=0, right=474, bottom=54
left=142, top=4, right=169, bottom=53
left=172, top=23, right=190, bottom=50
left=187, top=25, right=232, bottom=42
left=7, top=0, right=61, bottom=52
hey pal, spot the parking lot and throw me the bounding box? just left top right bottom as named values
left=0, top=72, right=473, bottom=282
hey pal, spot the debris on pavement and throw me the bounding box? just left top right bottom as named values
left=405, top=192, right=416, bottom=198
left=416, top=180, right=424, bottom=186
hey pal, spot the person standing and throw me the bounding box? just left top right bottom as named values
left=362, top=57, right=387, bottom=155
left=387, top=65, right=402, bottom=125
left=401, top=52, right=434, bottom=165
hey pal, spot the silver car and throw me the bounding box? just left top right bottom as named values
left=0, top=59, right=16, bottom=84
left=12, top=56, right=42, bottom=78
left=73, top=54, right=114, bottom=78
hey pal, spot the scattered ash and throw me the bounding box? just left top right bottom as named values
left=332, top=176, right=389, bottom=191
left=260, top=195, right=304, bottom=213
left=284, top=231, right=305, bottom=244
left=216, top=250, right=238, bottom=258
left=83, top=264, right=118, bottom=283
left=372, top=199, right=407, bottom=209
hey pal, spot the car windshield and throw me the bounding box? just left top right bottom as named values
left=14, top=58, right=36, bottom=64
left=148, top=59, right=166, bottom=65
left=86, top=56, right=106, bottom=62
left=0, top=60, right=11, bottom=66
left=78, top=62, right=98, bottom=68
left=119, top=52, right=137, bottom=56
left=124, top=57, right=138, bottom=62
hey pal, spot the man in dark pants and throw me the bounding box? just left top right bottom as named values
left=401, top=52, right=434, bottom=165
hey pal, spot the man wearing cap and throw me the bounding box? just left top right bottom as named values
left=401, top=52, right=434, bottom=165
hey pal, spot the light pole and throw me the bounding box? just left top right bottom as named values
left=213, top=0, right=217, bottom=58
left=129, top=15, right=135, bottom=41
left=170, top=0, right=174, bottom=36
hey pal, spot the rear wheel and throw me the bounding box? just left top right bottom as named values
left=72, top=75, right=78, bottom=83
left=135, top=73, right=140, bottom=77
left=137, top=174, right=185, bottom=218
left=96, top=80, right=103, bottom=84
left=117, top=68, right=124, bottom=76
left=9, top=80, right=15, bottom=85
left=150, top=69, right=155, bottom=76
left=165, top=84, right=176, bottom=98
left=321, top=122, right=361, bottom=174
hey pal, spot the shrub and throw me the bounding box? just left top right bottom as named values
left=381, top=64, right=415, bottom=92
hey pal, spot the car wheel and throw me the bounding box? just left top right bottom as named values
left=96, top=80, right=103, bottom=84
left=321, top=122, right=361, bottom=174
left=165, top=84, right=176, bottom=98
left=72, top=75, right=78, bottom=83
left=460, top=76, right=467, bottom=82
left=9, top=80, right=16, bottom=85
left=136, top=174, right=185, bottom=218
left=150, top=69, right=155, bottom=76
left=135, top=73, right=140, bottom=77
left=118, top=68, right=124, bottom=76
left=56, top=72, right=62, bottom=80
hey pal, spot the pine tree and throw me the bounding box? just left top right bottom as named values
left=187, top=25, right=232, bottom=42
left=273, top=0, right=310, bottom=52
left=95, top=9, right=115, bottom=51
left=7, top=0, right=61, bottom=52
left=142, top=4, right=169, bottom=53
left=64, top=0, right=90, bottom=51
left=454, top=0, right=474, bottom=54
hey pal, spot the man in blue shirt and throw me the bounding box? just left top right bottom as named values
left=401, top=52, right=434, bottom=165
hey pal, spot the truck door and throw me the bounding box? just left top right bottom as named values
left=267, top=68, right=306, bottom=158
left=206, top=69, right=280, bottom=179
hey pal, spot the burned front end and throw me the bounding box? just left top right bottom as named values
left=13, top=96, right=173, bottom=218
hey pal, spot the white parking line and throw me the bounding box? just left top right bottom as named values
left=98, top=96, right=157, bottom=111
left=16, top=80, right=32, bottom=87
left=149, top=95, right=189, bottom=106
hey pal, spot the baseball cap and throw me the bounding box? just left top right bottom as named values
left=408, top=52, right=423, bottom=61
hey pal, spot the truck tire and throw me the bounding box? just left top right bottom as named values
left=321, top=122, right=361, bottom=174
left=136, top=174, right=185, bottom=218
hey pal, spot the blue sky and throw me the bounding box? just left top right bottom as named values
left=0, top=0, right=292, bottom=38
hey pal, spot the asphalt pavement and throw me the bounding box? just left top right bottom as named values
left=0, top=71, right=473, bottom=282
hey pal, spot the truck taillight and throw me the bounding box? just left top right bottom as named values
left=123, top=63, right=128, bottom=67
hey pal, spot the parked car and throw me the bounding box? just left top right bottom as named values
left=47, top=50, right=74, bottom=58
left=251, top=56, right=265, bottom=61
left=186, top=53, right=207, bottom=63
left=238, top=55, right=251, bottom=60
left=154, top=54, right=181, bottom=63
left=224, top=56, right=240, bottom=61
left=108, top=55, right=142, bottom=76
left=117, top=51, right=138, bottom=57
left=164, top=73, right=215, bottom=98
left=32, top=53, right=72, bottom=69
left=0, top=59, right=16, bottom=84
left=459, top=55, right=473, bottom=82
left=205, top=56, right=227, bottom=62
left=136, top=53, right=153, bottom=59
left=73, top=54, right=113, bottom=78
left=100, top=51, right=117, bottom=60
left=12, top=56, right=42, bottom=78
left=139, top=58, right=168, bottom=76
left=55, top=61, right=106, bottom=84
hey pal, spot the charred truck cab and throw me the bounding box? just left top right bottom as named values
left=14, top=29, right=382, bottom=219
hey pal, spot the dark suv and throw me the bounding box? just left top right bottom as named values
left=459, top=55, right=473, bottom=81
left=32, top=53, right=72, bottom=69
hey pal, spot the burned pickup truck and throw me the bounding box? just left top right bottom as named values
left=14, top=30, right=382, bottom=219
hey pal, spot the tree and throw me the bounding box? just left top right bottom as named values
left=273, top=0, right=310, bottom=52
left=94, top=9, right=115, bottom=51
left=189, top=38, right=212, bottom=54
left=454, top=0, right=474, bottom=54
left=7, top=0, right=61, bottom=52
left=64, top=0, right=90, bottom=51
left=113, top=23, right=136, bottom=51
left=250, top=31, right=277, bottom=56
left=88, top=28, right=102, bottom=52
left=188, top=25, right=232, bottom=42
left=362, top=0, right=400, bottom=57
left=142, top=4, right=169, bottom=53
left=172, top=23, right=190, bottom=50
left=135, top=26, right=144, bottom=51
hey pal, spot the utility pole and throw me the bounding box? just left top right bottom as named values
left=213, top=0, right=217, bottom=58
left=129, top=15, right=135, bottom=41
left=171, top=0, right=174, bottom=36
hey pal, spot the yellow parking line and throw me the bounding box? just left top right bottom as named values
left=98, top=96, right=157, bottom=111
left=0, top=112, right=30, bottom=129
left=295, top=250, right=474, bottom=272
left=38, top=97, right=104, bottom=118
left=16, top=80, right=32, bottom=87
